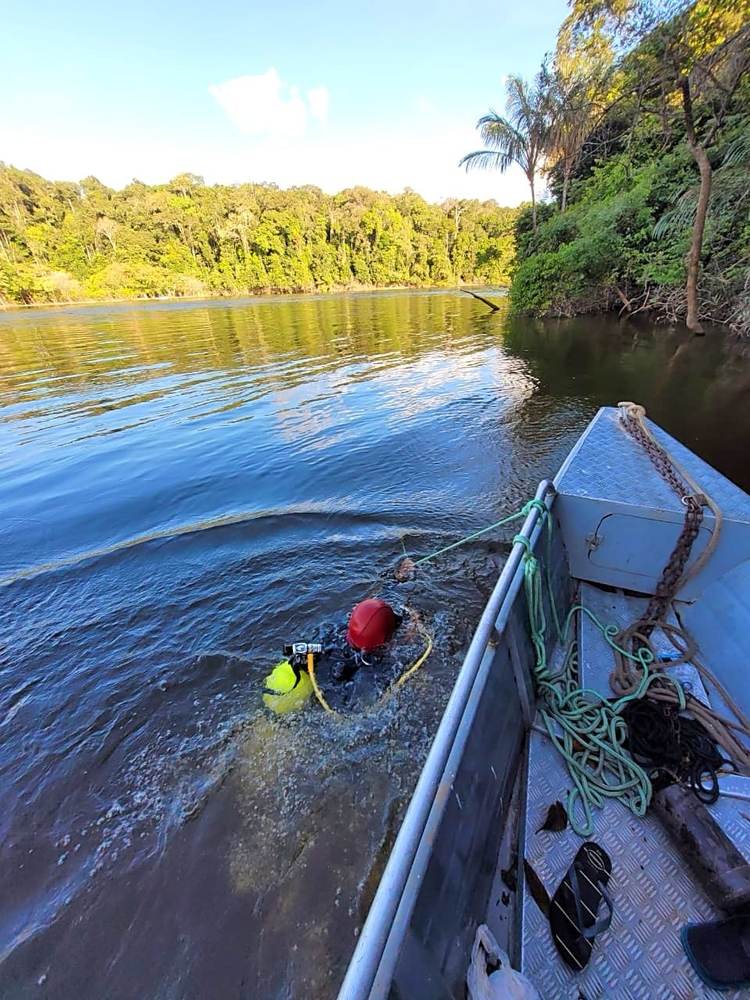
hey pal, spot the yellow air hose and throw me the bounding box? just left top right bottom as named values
left=307, top=650, right=338, bottom=715
left=390, top=619, right=433, bottom=691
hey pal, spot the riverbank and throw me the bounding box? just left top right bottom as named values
left=0, top=166, right=518, bottom=309
left=0, top=281, right=508, bottom=312
left=509, top=144, right=750, bottom=337
left=507, top=116, right=750, bottom=338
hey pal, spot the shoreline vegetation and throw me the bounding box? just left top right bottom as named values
left=3, top=7, right=748, bottom=335
left=461, top=0, right=750, bottom=336
left=0, top=171, right=516, bottom=309
left=0, top=280, right=507, bottom=313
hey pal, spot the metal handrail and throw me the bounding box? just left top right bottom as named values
left=337, top=479, right=554, bottom=1000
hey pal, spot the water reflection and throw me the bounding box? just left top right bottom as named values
left=1, top=292, right=749, bottom=999
left=500, top=314, right=750, bottom=490
left=0, top=292, right=488, bottom=396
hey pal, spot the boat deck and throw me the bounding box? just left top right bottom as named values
left=519, top=585, right=750, bottom=1000
left=335, top=409, right=750, bottom=1000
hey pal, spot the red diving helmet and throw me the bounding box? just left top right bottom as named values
left=346, top=598, right=399, bottom=651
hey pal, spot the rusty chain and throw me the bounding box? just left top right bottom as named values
left=619, top=407, right=706, bottom=632
left=609, top=407, right=750, bottom=789
left=641, top=496, right=704, bottom=628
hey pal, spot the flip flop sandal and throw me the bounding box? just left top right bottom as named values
left=549, top=842, right=613, bottom=971
left=682, top=914, right=750, bottom=990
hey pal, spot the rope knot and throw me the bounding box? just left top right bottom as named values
left=513, top=533, right=534, bottom=556
left=522, top=498, right=549, bottom=518
left=618, top=400, right=646, bottom=421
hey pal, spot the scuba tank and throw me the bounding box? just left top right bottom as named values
left=262, top=660, right=314, bottom=714
left=261, top=599, right=420, bottom=715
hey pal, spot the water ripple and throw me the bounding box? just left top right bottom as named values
left=2, top=292, right=747, bottom=997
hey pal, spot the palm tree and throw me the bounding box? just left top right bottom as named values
left=459, top=73, right=550, bottom=234
left=544, top=68, right=601, bottom=212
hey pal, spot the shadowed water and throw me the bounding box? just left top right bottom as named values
left=1, top=291, right=749, bottom=998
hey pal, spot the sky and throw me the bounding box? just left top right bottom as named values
left=0, top=0, right=569, bottom=205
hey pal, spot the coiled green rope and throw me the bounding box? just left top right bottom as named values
left=409, top=494, right=667, bottom=836
left=514, top=518, right=678, bottom=837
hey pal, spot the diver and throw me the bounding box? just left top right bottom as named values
left=263, top=594, right=429, bottom=715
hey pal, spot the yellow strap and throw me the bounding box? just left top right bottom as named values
left=307, top=650, right=338, bottom=715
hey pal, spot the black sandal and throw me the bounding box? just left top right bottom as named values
left=549, top=842, right=613, bottom=971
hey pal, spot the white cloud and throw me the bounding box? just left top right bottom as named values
left=209, top=68, right=325, bottom=139
left=307, top=86, right=329, bottom=125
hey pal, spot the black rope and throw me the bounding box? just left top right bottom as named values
left=621, top=698, right=727, bottom=804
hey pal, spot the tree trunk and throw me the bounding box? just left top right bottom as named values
left=685, top=145, right=711, bottom=334
left=561, top=173, right=569, bottom=213
left=680, top=78, right=711, bottom=335
left=462, top=289, right=500, bottom=311
left=530, top=175, right=537, bottom=235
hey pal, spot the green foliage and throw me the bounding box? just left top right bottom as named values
left=528, top=211, right=581, bottom=255
left=511, top=227, right=626, bottom=314
left=513, top=202, right=557, bottom=262
left=509, top=1, right=750, bottom=330
left=0, top=167, right=519, bottom=306
left=511, top=157, right=678, bottom=314
left=511, top=117, right=749, bottom=323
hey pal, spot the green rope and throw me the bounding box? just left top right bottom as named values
left=410, top=492, right=662, bottom=835
left=515, top=517, right=659, bottom=837
left=413, top=498, right=548, bottom=567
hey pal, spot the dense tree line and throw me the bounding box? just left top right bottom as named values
left=0, top=169, right=517, bottom=306
left=463, top=0, right=750, bottom=334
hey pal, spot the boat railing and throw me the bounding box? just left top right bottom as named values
left=337, top=478, right=556, bottom=1000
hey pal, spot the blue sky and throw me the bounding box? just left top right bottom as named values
left=1, top=0, right=569, bottom=204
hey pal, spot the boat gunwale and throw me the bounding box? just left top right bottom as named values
left=336, top=478, right=555, bottom=1000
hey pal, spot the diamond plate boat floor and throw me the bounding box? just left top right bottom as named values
left=520, top=729, right=743, bottom=1000
left=520, top=584, right=750, bottom=999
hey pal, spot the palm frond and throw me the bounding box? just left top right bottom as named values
left=477, top=115, right=525, bottom=158
left=505, top=75, right=534, bottom=128
left=653, top=208, right=695, bottom=240
left=723, top=134, right=750, bottom=169
left=459, top=150, right=516, bottom=173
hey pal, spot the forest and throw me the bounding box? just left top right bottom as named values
left=461, top=0, right=750, bottom=334
left=3, top=0, right=748, bottom=333
left=0, top=170, right=517, bottom=306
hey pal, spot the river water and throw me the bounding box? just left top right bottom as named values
left=1, top=291, right=749, bottom=999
